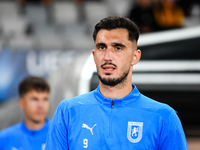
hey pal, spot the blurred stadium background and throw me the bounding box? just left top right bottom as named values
left=0, top=0, right=200, bottom=149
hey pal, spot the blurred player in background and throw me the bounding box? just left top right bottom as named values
left=0, top=76, right=50, bottom=150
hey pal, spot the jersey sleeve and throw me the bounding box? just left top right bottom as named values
left=45, top=101, right=69, bottom=150
left=158, top=110, right=188, bottom=150
left=0, top=131, right=4, bottom=150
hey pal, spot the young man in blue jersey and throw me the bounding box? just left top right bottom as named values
left=0, top=76, right=50, bottom=150
left=45, top=16, right=188, bottom=149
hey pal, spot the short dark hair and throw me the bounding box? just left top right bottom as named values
left=93, top=16, right=139, bottom=42
left=18, top=76, right=50, bottom=97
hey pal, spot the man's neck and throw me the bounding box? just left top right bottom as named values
left=24, top=118, right=46, bottom=130
left=99, top=80, right=133, bottom=99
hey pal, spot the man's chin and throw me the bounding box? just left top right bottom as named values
left=98, top=71, right=129, bottom=86
left=100, top=78, right=119, bottom=86
left=31, top=117, right=46, bottom=124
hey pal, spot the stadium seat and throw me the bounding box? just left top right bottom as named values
left=25, top=4, right=47, bottom=25
left=54, top=1, right=78, bottom=26
left=1, top=17, right=27, bottom=38
left=84, top=1, right=109, bottom=34
left=0, top=1, right=27, bottom=43
left=0, top=1, right=19, bottom=20
left=106, top=0, right=133, bottom=17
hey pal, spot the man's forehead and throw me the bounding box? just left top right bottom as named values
left=95, top=29, right=137, bottom=47
left=97, top=28, right=129, bottom=34
left=96, top=29, right=129, bottom=41
left=22, top=89, right=49, bottom=96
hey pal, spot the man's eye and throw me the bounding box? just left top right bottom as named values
left=116, top=47, right=122, bottom=50
left=99, top=46, right=105, bottom=50
left=32, top=98, right=37, bottom=101
left=44, top=98, right=49, bottom=101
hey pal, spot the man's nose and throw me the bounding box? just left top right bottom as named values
left=37, top=100, right=44, bottom=108
left=104, top=48, right=113, bottom=62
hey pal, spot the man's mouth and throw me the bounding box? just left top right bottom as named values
left=36, top=111, right=44, bottom=115
left=102, top=65, right=116, bottom=71
left=101, top=63, right=117, bottom=69
left=101, top=64, right=116, bottom=74
left=104, top=68, right=114, bottom=70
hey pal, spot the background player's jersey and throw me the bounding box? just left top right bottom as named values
left=45, top=85, right=188, bottom=150
left=0, top=119, right=50, bottom=150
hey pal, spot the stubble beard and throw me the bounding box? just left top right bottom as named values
left=26, top=111, right=46, bottom=125
left=97, top=68, right=130, bottom=86
left=28, top=115, right=45, bottom=124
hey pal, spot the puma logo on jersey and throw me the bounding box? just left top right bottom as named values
left=82, top=123, right=97, bottom=135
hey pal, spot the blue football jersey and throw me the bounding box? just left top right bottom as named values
left=0, top=119, right=50, bottom=150
left=45, top=85, right=188, bottom=150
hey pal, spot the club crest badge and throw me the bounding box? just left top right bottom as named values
left=127, top=121, right=143, bottom=143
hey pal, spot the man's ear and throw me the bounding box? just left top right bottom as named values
left=18, top=98, right=24, bottom=110
left=92, top=49, right=96, bottom=63
left=131, top=49, right=141, bottom=66
left=92, top=49, right=95, bottom=56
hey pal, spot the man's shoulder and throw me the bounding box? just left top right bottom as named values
left=0, top=122, right=22, bottom=138
left=59, top=90, right=97, bottom=109
left=139, top=94, right=175, bottom=118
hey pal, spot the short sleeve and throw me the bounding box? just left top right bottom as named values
left=45, top=102, right=69, bottom=150
left=159, top=110, right=188, bottom=150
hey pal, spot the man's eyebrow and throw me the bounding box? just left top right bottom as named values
left=96, top=43, right=106, bottom=47
left=112, top=42, right=126, bottom=48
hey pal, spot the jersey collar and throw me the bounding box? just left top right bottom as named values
left=94, top=84, right=141, bottom=108
left=21, top=118, right=49, bottom=136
